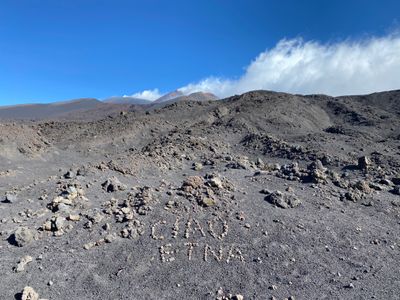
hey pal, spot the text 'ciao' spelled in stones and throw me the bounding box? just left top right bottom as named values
left=150, top=216, right=246, bottom=264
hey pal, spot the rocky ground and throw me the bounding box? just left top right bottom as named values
left=0, top=90, right=399, bottom=299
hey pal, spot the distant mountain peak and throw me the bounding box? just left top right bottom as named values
left=153, top=90, right=185, bottom=103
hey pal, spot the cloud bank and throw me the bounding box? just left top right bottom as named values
left=126, top=89, right=162, bottom=101
left=133, top=34, right=400, bottom=99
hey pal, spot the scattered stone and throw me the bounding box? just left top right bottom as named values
left=48, top=184, right=86, bottom=212
left=256, top=157, right=265, bottom=168
left=120, top=220, right=145, bottom=239
left=77, top=168, right=87, bottom=176
left=63, top=186, right=79, bottom=200
left=226, top=161, right=246, bottom=170
left=41, top=216, right=72, bottom=236
left=67, top=214, right=81, bottom=222
left=379, top=178, right=392, bottom=186
left=259, top=189, right=272, bottom=195
left=3, top=192, right=17, bottom=203
left=200, top=197, right=216, bottom=207
left=345, top=283, right=355, bottom=289
left=132, top=187, right=156, bottom=215
left=333, top=178, right=349, bottom=189
left=104, top=233, right=116, bottom=243
left=15, top=255, right=33, bottom=272
left=344, top=190, right=364, bottom=202
left=358, top=156, right=371, bottom=170
left=21, top=286, right=39, bottom=300
left=102, top=177, right=127, bottom=192
left=277, top=162, right=303, bottom=181
left=57, top=203, right=71, bottom=213
left=369, top=182, right=384, bottom=191
left=391, top=186, right=400, bottom=196
left=11, top=227, right=34, bottom=247
left=182, top=176, right=204, bottom=191
left=54, top=216, right=65, bottom=231
left=216, top=288, right=244, bottom=300
left=192, top=162, right=203, bottom=171
left=266, top=163, right=280, bottom=171
left=208, top=176, right=223, bottom=189
left=85, top=211, right=104, bottom=224
left=325, top=125, right=345, bottom=134
left=83, top=242, right=96, bottom=250
left=307, top=160, right=328, bottom=183
left=265, top=191, right=301, bottom=209
left=64, top=170, right=75, bottom=179
left=353, top=180, right=372, bottom=194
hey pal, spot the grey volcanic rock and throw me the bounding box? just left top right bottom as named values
left=358, top=155, right=371, bottom=170
left=102, top=177, right=127, bottom=192
left=4, top=193, right=17, bottom=203
left=20, top=286, right=41, bottom=300
left=392, top=186, right=400, bottom=195
left=265, top=190, right=301, bottom=208
left=11, top=227, right=34, bottom=247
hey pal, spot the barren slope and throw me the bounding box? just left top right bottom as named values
left=0, top=90, right=399, bottom=300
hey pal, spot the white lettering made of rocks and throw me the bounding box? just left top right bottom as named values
left=150, top=215, right=247, bottom=264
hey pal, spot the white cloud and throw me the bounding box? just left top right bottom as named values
left=126, top=88, right=162, bottom=101
left=178, top=34, right=400, bottom=97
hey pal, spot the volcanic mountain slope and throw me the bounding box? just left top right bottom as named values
left=0, top=98, right=104, bottom=120
left=0, top=90, right=399, bottom=300
left=0, top=91, right=219, bottom=121
left=153, top=91, right=219, bottom=104
left=103, top=96, right=152, bottom=105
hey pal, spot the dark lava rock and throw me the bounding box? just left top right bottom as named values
left=391, top=186, right=400, bottom=196
left=358, top=156, right=371, bottom=170
left=324, top=125, right=345, bottom=134
left=64, top=171, right=75, bottom=179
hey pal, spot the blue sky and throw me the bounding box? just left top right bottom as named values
left=1, top=0, right=400, bottom=105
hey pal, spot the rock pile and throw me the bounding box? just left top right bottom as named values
left=241, top=133, right=316, bottom=161
left=181, top=174, right=233, bottom=208
left=48, top=184, right=87, bottom=213
left=344, top=180, right=373, bottom=202
left=132, top=187, right=156, bottom=215
left=41, top=215, right=72, bottom=236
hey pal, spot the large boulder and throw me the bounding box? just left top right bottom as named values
left=102, top=177, right=127, bottom=193
left=21, top=286, right=39, bottom=300
left=265, top=191, right=301, bottom=209
left=11, top=227, right=34, bottom=247
left=358, top=156, right=371, bottom=170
